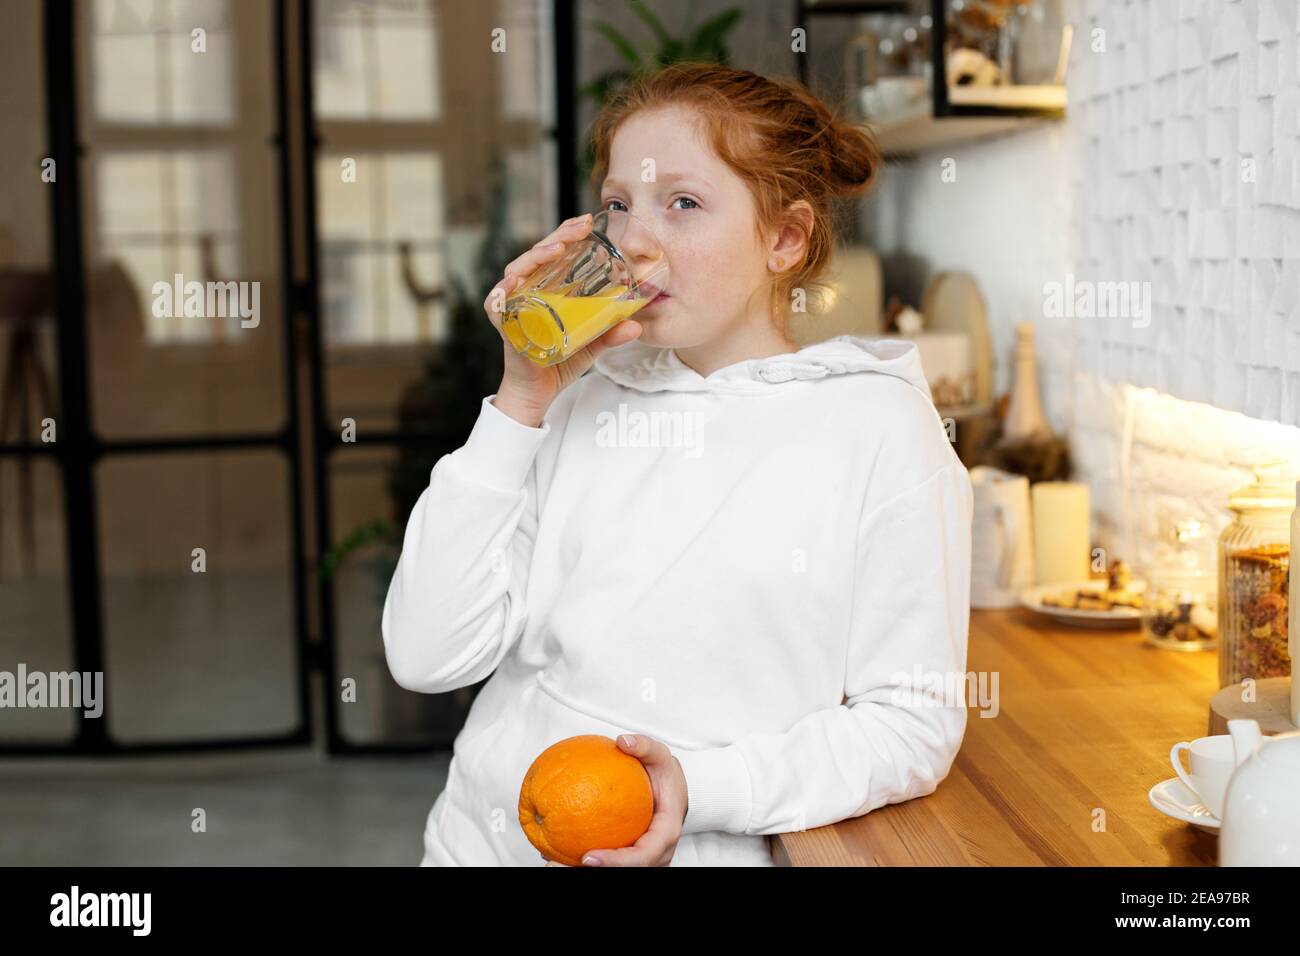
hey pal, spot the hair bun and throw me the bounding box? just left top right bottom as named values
left=824, top=120, right=881, bottom=198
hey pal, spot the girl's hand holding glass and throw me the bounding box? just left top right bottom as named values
left=483, top=211, right=667, bottom=426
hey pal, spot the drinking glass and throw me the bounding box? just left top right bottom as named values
left=501, top=209, right=669, bottom=367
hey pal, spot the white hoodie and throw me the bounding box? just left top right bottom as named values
left=382, top=335, right=974, bottom=867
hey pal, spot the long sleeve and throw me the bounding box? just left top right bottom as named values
left=381, top=394, right=551, bottom=694
left=669, top=460, right=974, bottom=836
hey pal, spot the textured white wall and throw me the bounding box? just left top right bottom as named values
left=1070, top=371, right=1300, bottom=573
left=1068, top=0, right=1300, bottom=426
left=867, top=0, right=1300, bottom=565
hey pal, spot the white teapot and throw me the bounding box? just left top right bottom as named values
left=1220, top=718, right=1300, bottom=866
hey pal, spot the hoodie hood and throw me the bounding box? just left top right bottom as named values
left=592, top=334, right=933, bottom=399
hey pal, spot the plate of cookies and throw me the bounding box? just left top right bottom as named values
left=1019, top=560, right=1147, bottom=628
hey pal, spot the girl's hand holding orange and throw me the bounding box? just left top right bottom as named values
left=520, top=733, right=689, bottom=867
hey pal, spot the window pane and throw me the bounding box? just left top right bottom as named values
left=314, top=2, right=367, bottom=118
left=97, top=451, right=298, bottom=744
left=166, top=30, right=235, bottom=125
left=374, top=24, right=439, bottom=119
left=385, top=153, right=444, bottom=240
left=383, top=246, right=447, bottom=343
left=321, top=240, right=376, bottom=343
left=506, top=144, right=550, bottom=244
left=172, top=149, right=239, bottom=236
left=318, top=152, right=446, bottom=346
left=316, top=0, right=439, bottom=120
left=317, top=156, right=372, bottom=237
left=96, top=151, right=166, bottom=234
left=93, top=149, right=264, bottom=344
left=91, top=0, right=234, bottom=125
left=93, top=35, right=163, bottom=123
left=500, top=0, right=554, bottom=124
left=0, top=458, right=75, bottom=744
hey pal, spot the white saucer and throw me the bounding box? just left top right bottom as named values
left=1148, top=777, right=1221, bottom=833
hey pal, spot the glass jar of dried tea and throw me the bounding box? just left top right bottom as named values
left=1217, top=461, right=1296, bottom=688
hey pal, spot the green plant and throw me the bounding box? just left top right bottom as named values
left=579, top=1, right=745, bottom=184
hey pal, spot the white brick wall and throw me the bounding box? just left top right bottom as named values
left=1069, top=0, right=1300, bottom=426
left=866, top=0, right=1300, bottom=563
left=1071, top=372, right=1300, bottom=572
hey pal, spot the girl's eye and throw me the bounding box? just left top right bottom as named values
left=603, top=195, right=696, bottom=210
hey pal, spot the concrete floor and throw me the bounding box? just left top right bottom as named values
left=0, top=747, right=449, bottom=865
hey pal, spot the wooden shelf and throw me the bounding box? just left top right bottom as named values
left=868, top=111, right=1038, bottom=157
left=866, top=84, right=1065, bottom=157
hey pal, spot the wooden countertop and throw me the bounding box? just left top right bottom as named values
left=772, top=607, right=1223, bottom=866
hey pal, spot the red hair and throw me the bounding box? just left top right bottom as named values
left=590, top=62, right=881, bottom=330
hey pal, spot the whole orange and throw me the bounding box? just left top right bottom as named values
left=518, top=734, right=654, bottom=866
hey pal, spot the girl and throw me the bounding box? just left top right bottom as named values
left=382, top=63, right=974, bottom=867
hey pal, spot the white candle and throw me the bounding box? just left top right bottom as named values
left=1031, top=481, right=1091, bottom=585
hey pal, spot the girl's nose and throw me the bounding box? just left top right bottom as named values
left=615, top=215, right=667, bottom=278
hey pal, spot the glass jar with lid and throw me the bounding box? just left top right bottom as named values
left=1217, top=461, right=1296, bottom=688
left=1142, top=519, right=1217, bottom=651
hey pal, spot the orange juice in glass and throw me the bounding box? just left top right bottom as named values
left=501, top=209, right=669, bottom=367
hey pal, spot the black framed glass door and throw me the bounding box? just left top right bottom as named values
left=0, top=0, right=568, bottom=756
left=0, top=0, right=311, bottom=754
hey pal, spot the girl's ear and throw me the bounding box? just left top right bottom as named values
left=767, top=200, right=814, bottom=273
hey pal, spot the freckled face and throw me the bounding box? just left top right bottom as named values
left=599, top=105, right=770, bottom=348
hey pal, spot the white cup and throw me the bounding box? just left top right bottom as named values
left=1169, top=735, right=1237, bottom=819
